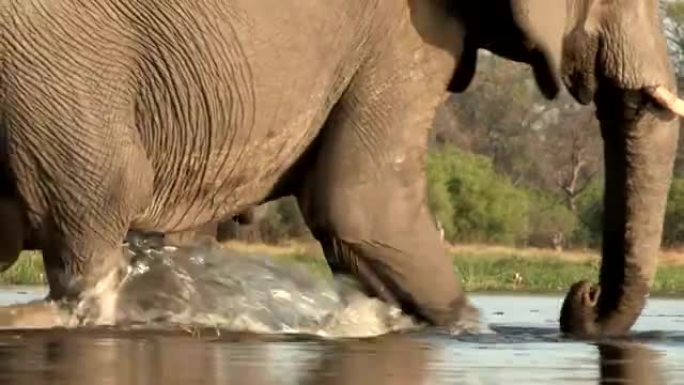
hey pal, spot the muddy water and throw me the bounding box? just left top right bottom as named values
left=0, top=242, right=682, bottom=384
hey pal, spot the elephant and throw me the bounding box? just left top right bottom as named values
left=0, top=0, right=682, bottom=335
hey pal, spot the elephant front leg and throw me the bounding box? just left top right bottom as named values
left=298, top=155, right=475, bottom=328
left=293, top=28, right=479, bottom=328
left=296, top=100, right=477, bottom=329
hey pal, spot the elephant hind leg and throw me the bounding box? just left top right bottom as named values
left=30, top=132, right=155, bottom=316
left=41, top=179, right=152, bottom=324
left=41, top=238, right=127, bottom=324
left=233, top=208, right=256, bottom=225
left=42, top=172, right=152, bottom=311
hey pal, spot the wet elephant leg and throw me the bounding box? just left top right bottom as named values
left=40, top=222, right=134, bottom=325
left=20, top=133, right=155, bottom=326
left=233, top=208, right=256, bottom=225
left=43, top=225, right=146, bottom=313
left=298, top=175, right=470, bottom=326
left=296, top=84, right=473, bottom=327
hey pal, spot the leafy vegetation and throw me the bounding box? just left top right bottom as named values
left=4, top=237, right=684, bottom=295
left=0, top=251, right=45, bottom=286
left=427, top=147, right=529, bottom=244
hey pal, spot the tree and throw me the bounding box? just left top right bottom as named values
left=542, top=107, right=602, bottom=212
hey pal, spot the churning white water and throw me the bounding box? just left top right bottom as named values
left=71, top=239, right=425, bottom=338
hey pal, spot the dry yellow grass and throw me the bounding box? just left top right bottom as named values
left=659, top=247, right=684, bottom=266
left=445, top=243, right=599, bottom=263
left=215, top=241, right=684, bottom=294
left=219, top=240, right=324, bottom=258
left=220, top=240, right=684, bottom=266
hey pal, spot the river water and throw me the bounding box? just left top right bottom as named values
left=0, top=243, right=681, bottom=384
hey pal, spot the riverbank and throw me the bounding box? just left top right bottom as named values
left=221, top=241, right=684, bottom=296
left=5, top=242, right=684, bottom=296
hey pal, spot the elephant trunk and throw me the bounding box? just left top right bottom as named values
left=592, top=87, right=679, bottom=336
left=559, top=0, right=684, bottom=338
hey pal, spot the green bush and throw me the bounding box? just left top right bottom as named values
left=538, top=176, right=684, bottom=250
left=426, top=150, right=458, bottom=240
left=525, top=190, right=577, bottom=248
left=257, top=197, right=310, bottom=243
left=572, top=178, right=604, bottom=248
left=221, top=151, right=684, bottom=251
left=664, top=178, right=684, bottom=246
left=427, top=147, right=529, bottom=245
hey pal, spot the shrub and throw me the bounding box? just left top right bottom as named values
left=426, top=147, right=529, bottom=245
left=664, top=178, right=684, bottom=246
left=257, top=197, right=310, bottom=244
left=571, top=178, right=604, bottom=249
left=525, top=190, right=577, bottom=249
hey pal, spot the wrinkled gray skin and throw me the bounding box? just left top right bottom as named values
left=0, top=0, right=680, bottom=335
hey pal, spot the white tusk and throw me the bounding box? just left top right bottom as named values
left=647, top=86, right=684, bottom=117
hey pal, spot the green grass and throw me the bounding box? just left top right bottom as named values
left=4, top=247, right=684, bottom=296
left=260, top=249, right=684, bottom=296
left=0, top=251, right=46, bottom=286
left=453, top=252, right=684, bottom=296
left=454, top=253, right=599, bottom=293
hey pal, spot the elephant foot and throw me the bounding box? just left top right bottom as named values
left=0, top=300, right=70, bottom=329
left=559, top=280, right=601, bottom=338
left=444, top=298, right=485, bottom=335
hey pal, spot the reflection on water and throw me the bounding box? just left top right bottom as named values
left=0, top=331, right=430, bottom=385
left=598, top=342, right=666, bottom=385
left=0, top=326, right=680, bottom=385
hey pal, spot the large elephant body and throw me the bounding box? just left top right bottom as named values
left=1, top=0, right=473, bottom=327
left=0, top=0, right=681, bottom=335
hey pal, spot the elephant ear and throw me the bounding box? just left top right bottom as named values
left=510, top=0, right=566, bottom=100
left=447, top=36, right=478, bottom=93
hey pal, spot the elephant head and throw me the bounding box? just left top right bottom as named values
left=446, top=0, right=683, bottom=337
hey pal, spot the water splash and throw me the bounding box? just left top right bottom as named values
left=72, top=239, right=423, bottom=338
